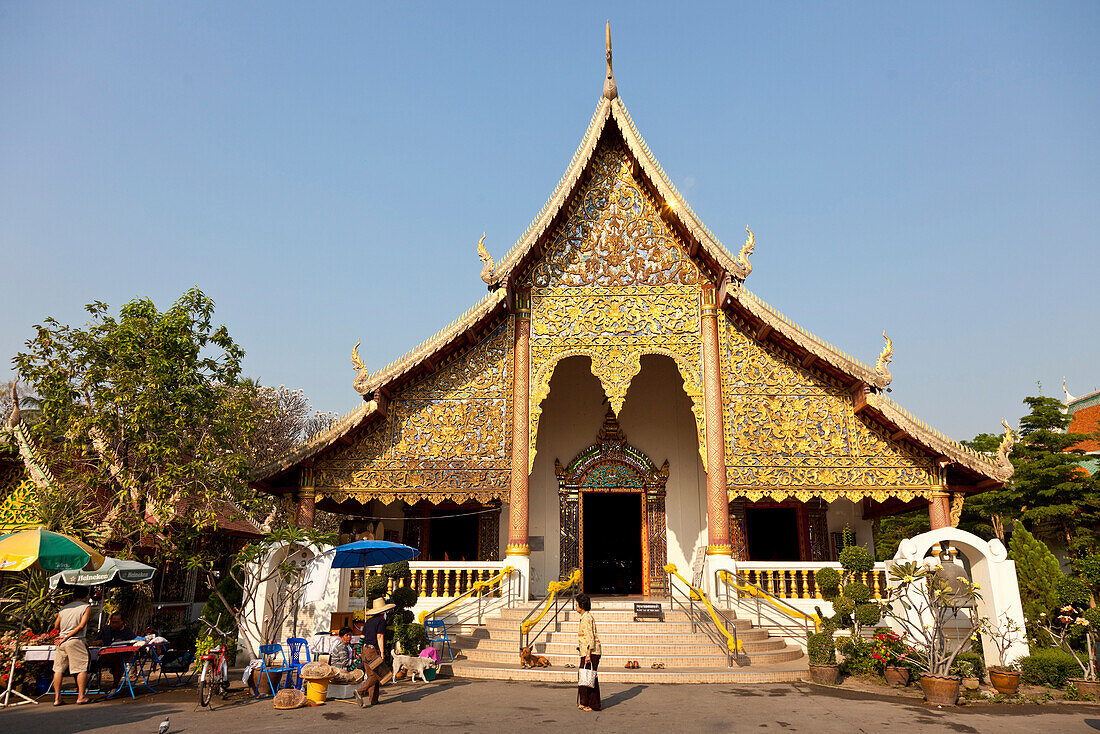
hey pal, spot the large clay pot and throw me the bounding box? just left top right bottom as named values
left=919, top=674, right=961, bottom=706
left=962, top=677, right=980, bottom=691
left=1069, top=678, right=1100, bottom=699
left=809, top=664, right=841, bottom=685
left=988, top=669, right=1021, bottom=695
left=884, top=666, right=910, bottom=687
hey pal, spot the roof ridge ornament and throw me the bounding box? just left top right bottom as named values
left=351, top=339, right=366, bottom=375
left=875, top=330, right=893, bottom=385
left=996, top=419, right=1015, bottom=472
left=603, top=21, right=618, bottom=100
left=477, top=233, right=497, bottom=287
left=1063, top=376, right=1074, bottom=404
left=736, top=226, right=755, bottom=276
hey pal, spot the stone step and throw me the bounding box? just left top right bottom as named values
left=441, top=657, right=810, bottom=684
left=460, top=645, right=804, bottom=667
left=498, top=608, right=734, bottom=623
left=465, top=637, right=788, bottom=656
left=458, top=628, right=772, bottom=644
left=484, top=619, right=751, bottom=636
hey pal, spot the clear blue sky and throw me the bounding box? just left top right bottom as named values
left=2, top=2, right=1098, bottom=440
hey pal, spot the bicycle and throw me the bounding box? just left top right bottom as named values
left=198, top=615, right=234, bottom=707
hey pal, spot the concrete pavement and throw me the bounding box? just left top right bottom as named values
left=1, top=679, right=1098, bottom=733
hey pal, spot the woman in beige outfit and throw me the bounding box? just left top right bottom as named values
left=575, top=593, right=601, bottom=711
left=52, top=586, right=93, bottom=705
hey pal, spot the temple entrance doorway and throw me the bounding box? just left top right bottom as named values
left=581, top=491, right=644, bottom=595
left=745, top=507, right=801, bottom=561
left=557, top=408, right=670, bottom=596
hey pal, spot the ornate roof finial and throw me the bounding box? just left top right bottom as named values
left=477, top=233, right=496, bottom=286
left=1063, top=376, right=1074, bottom=404
left=737, top=226, right=755, bottom=276
left=875, top=330, right=893, bottom=385
left=351, top=340, right=366, bottom=374
left=603, top=20, right=618, bottom=100
left=996, top=419, right=1015, bottom=471
left=6, top=380, right=20, bottom=429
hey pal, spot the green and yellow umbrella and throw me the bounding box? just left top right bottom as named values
left=0, top=527, right=105, bottom=573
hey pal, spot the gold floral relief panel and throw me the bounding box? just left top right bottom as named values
left=722, top=315, right=938, bottom=493
left=523, top=141, right=708, bottom=469
left=307, top=319, right=514, bottom=500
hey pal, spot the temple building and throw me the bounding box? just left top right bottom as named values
left=251, top=29, right=1014, bottom=600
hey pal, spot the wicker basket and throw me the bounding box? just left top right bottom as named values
left=273, top=689, right=307, bottom=710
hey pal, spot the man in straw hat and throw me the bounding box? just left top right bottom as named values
left=353, top=596, right=394, bottom=708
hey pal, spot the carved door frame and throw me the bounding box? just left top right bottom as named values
left=556, top=409, right=670, bottom=596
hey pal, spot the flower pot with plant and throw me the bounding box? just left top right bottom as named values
left=807, top=628, right=840, bottom=685
left=980, top=613, right=1025, bottom=694
left=871, top=629, right=914, bottom=686
left=879, top=549, right=983, bottom=706
left=1035, top=578, right=1100, bottom=697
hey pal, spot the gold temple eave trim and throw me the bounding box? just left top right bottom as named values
left=318, top=488, right=509, bottom=506
left=728, top=486, right=938, bottom=504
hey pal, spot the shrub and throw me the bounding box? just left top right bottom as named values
left=839, top=546, right=875, bottom=574
left=843, top=582, right=871, bottom=604
left=836, top=635, right=877, bottom=677
left=389, top=584, right=419, bottom=610
left=1020, top=648, right=1080, bottom=688
left=833, top=596, right=856, bottom=615
left=395, top=622, right=429, bottom=655
left=854, top=603, right=881, bottom=627
left=1084, top=607, right=1100, bottom=628
left=815, top=567, right=841, bottom=594
left=363, top=574, right=388, bottom=601
left=953, top=651, right=985, bottom=679
left=1056, top=577, right=1091, bottom=608
left=382, top=560, right=410, bottom=580
left=807, top=631, right=835, bottom=665
left=1008, top=525, right=1061, bottom=622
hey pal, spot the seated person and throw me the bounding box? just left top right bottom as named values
left=328, top=627, right=357, bottom=672
left=95, top=613, right=136, bottom=684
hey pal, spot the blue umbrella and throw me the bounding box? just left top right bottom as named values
left=329, top=539, right=420, bottom=569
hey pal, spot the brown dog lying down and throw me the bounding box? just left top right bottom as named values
left=520, top=646, right=551, bottom=668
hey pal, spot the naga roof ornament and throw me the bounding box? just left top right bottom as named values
left=996, top=419, right=1015, bottom=475
left=351, top=339, right=366, bottom=375
left=736, top=226, right=755, bottom=276
left=874, top=330, right=893, bottom=386
left=477, top=233, right=497, bottom=287
left=603, top=21, right=617, bottom=101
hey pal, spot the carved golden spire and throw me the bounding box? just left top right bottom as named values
left=351, top=339, right=366, bottom=374
left=736, top=226, right=755, bottom=276
left=874, top=330, right=893, bottom=385
left=6, top=380, right=20, bottom=429
left=603, top=20, right=618, bottom=100
left=477, top=233, right=496, bottom=285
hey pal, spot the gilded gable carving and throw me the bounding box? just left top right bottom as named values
left=524, top=142, right=708, bottom=469
left=307, top=319, right=514, bottom=504
left=722, top=315, right=939, bottom=502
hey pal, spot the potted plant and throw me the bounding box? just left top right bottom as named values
left=954, top=659, right=979, bottom=690
left=980, top=614, right=1025, bottom=694
left=871, top=629, right=913, bottom=686
left=879, top=555, right=982, bottom=706
left=807, top=628, right=840, bottom=685
left=1035, top=597, right=1100, bottom=698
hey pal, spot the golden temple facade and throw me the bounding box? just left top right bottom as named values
left=252, top=30, right=1011, bottom=596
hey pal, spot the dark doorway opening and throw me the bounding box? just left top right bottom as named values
left=746, top=507, right=801, bottom=561
left=427, top=507, right=479, bottom=561
left=582, top=492, right=643, bottom=595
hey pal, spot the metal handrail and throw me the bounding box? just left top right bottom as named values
left=419, top=566, right=517, bottom=627
left=519, top=569, right=580, bottom=652
left=664, top=564, right=744, bottom=668
left=716, top=570, right=820, bottom=639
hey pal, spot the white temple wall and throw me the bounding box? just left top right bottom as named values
left=617, top=356, right=707, bottom=583
left=525, top=355, right=707, bottom=594
left=825, top=499, right=875, bottom=556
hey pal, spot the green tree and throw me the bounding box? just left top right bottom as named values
left=1007, top=523, right=1061, bottom=624
left=14, top=288, right=260, bottom=557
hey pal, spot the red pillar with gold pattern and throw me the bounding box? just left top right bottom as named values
left=701, top=285, right=732, bottom=556
left=928, top=490, right=951, bottom=530
left=506, top=291, right=532, bottom=556
left=294, top=487, right=316, bottom=529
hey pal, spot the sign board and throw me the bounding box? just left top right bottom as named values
left=633, top=602, right=664, bottom=622
left=691, top=546, right=706, bottom=589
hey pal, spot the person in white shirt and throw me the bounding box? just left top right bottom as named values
left=52, top=586, right=93, bottom=706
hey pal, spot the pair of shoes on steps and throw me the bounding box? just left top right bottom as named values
left=650, top=662, right=665, bottom=669
left=624, top=660, right=642, bottom=669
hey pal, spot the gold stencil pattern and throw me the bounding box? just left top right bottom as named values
left=525, top=143, right=708, bottom=469
left=722, top=313, right=940, bottom=501
left=307, top=319, right=514, bottom=504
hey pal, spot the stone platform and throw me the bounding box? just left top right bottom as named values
left=444, top=598, right=808, bottom=684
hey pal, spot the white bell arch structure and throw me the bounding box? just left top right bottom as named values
left=891, top=527, right=1028, bottom=667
